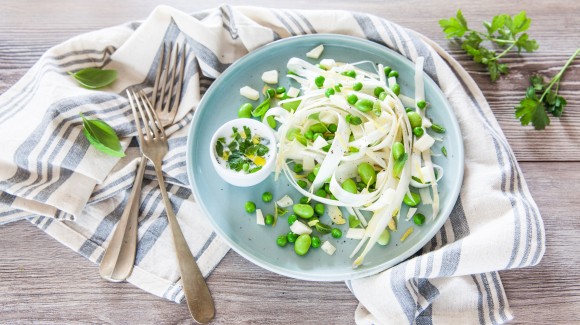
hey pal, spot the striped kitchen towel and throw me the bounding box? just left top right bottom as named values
left=0, top=5, right=545, bottom=324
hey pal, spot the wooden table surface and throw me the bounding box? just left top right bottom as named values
left=1, top=1, right=579, bottom=324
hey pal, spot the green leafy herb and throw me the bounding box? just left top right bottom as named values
left=69, top=68, right=118, bottom=89
left=440, top=10, right=538, bottom=81
left=515, top=48, right=579, bottom=130
left=217, top=125, right=270, bottom=173
left=80, top=113, right=125, bottom=157
left=442, top=146, right=448, bottom=158
left=349, top=215, right=361, bottom=228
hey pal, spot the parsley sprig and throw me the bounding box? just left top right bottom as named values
left=515, top=48, right=580, bottom=130
left=439, top=10, right=539, bottom=81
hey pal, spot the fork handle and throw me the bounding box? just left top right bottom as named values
left=153, top=164, right=215, bottom=324
left=99, top=156, right=146, bottom=282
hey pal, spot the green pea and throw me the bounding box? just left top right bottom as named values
left=310, top=123, right=327, bottom=134
left=417, top=100, right=427, bottom=109
left=347, top=94, right=358, bottom=105
left=262, top=192, right=273, bottom=203
left=238, top=103, right=253, bottom=118
left=314, top=203, right=325, bottom=215
left=357, top=162, right=377, bottom=186
left=407, top=111, right=423, bottom=129
left=299, top=196, right=309, bottom=204
left=334, top=84, right=342, bottom=92
left=266, top=115, right=276, bottom=129
left=265, top=214, right=274, bottom=225
left=413, top=213, right=426, bottom=225
left=293, top=204, right=315, bottom=219
left=288, top=214, right=298, bottom=225
left=346, top=114, right=362, bottom=125
left=297, top=180, right=308, bottom=189
left=315, top=75, right=325, bottom=88
left=287, top=232, right=298, bottom=243
left=391, top=83, right=400, bottom=96
left=374, top=87, right=385, bottom=97
left=294, top=234, right=312, bottom=256
left=304, top=129, right=314, bottom=140
left=324, top=183, right=331, bottom=193
left=307, top=172, right=316, bottom=182
left=355, top=98, right=374, bottom=112
left=353, top=82, right=363, bottom=91
left=311, top=236, right=321, bottom=248
left=404, top=192, right=421, bottom=207
left=325, top=88, right=335, bottom=97
left=266, top=88, right=276, bottom=98
left=328, top=123, right=338, bottom=133
left=388, top=70, right=399, bottom=78
left=331, top=228, right=342, bottom=238
left=276, top=86, right=286, bottom=94
left=276, top=235, right=288, bottom=247
left=341, top=178, right=358, bottom=194
left=346, top=70, right=357, bottom=78
left=413, top=127, right=424, bottom=137
left=405, top=107, right=414, bottom=113
left=378, top=92, right=387, bottom=101
left=293, top=164, right=303, bottom=173
left=322, top=144, right=331, bottom=152
left=245, top=201, right=256, bottom=213
left=431, top=123, right=446, bottom=134
left=315, top=222, right=332, bottom=234
left=383, top=66, right=392, bottom=76
left=315, top=188, right=327, bottom=198
left=392, top=142, right=405, bottom=161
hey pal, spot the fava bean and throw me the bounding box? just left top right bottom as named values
left=404, top=192, right=421, bottom=207
left=293, top=204, right=314, bottom=219
left=407, top=111, right=423, bottom=129
left=392, top=142, right=405, bottom=161
left=238, top=103, right=253, bottom=118
left=357, top=162, right=376, bottom=186
left=294, top=234, right=312, bottom=256
left=341, top=178, right=358, bottom=194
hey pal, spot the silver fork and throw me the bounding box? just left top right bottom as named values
left=128, top=89, right=214, bottom=324
left=99, top=43, right=186, bottom=282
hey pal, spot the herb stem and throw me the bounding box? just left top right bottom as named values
left=493, top=42, right=517, bottom=61
left=539, top=48, right=580, bottom=102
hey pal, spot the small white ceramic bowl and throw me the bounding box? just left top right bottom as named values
left=209, top=118, right=277, bottom=187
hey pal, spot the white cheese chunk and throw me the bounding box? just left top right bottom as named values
left=306, top=44, right=324, bottom=59
left=276, top=195, right=294, bottom=208
left=321, top=241, right=336, bottom=255
left=346, top=228, right=366, bottom=240
left=290, top=221, right=312, bottom=235
left=256, top=209, right=265, bottom=226
left=320, top=59, right=336, bottom=69
left=240, top=86, right=260, bottom=100
left=413, top=133, right=435, bottom=152
left=261, top=70, right=278, bottom=84
left=287, top=86, right=300, bottom=98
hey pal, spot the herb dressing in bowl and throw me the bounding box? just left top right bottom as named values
left=209, top=118, right=277, bottom=187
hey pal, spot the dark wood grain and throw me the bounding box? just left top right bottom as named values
left=1, top=0, right=579, bottom=324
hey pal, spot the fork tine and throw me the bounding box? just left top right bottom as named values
left=158, top=42, right=173, bottom=112
left=127, top=90, right=145, bottom=145
left=163, top=43, right=179, bottom=114
left=151, top=44, right=166, bottom=109
left=140, top=90, right=166, bottom=139
left=133, top=89, right=154, bottom=140
left=171, top=43, right=186, bottom=114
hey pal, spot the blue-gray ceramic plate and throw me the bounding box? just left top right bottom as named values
left=186, top=34, right=463, bottom=281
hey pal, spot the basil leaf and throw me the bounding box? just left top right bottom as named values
left=81, top=114, right=125, bottom=157
left=69, top=68, right=118, bottom=89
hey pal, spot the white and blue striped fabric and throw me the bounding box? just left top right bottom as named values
left=0, top=5, right=545, bottom=324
